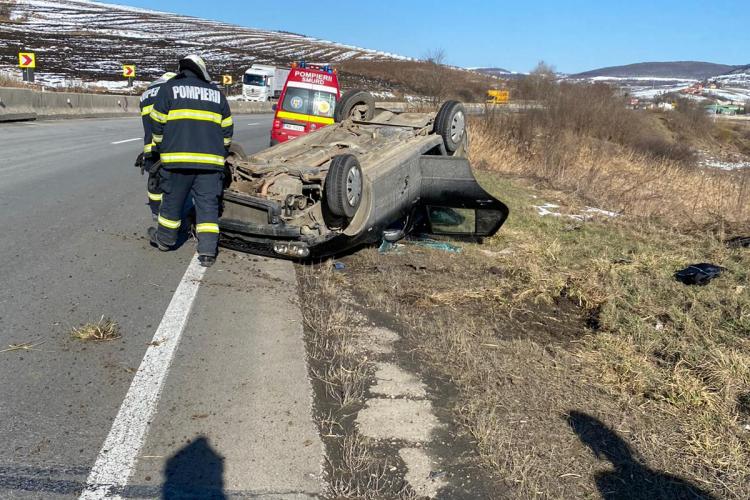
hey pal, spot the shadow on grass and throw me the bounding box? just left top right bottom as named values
left=162, top=437, right=226, bottom=500
left=567, top=411, right=716, bottom=500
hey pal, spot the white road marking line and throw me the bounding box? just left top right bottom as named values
left=79, top=257, right=207, bottom=499
left=110, top=138, right=141, bottom=145
left=247, top=122, right=261, bottom=125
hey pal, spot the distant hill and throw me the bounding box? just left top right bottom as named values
left=474, top=67, right=527, bottom=80
left=0, top=0, right=410, bottom=85
left=571, top=62, right=744, bottom=80
left=724, top=64, right=750, bottom=76
left=474, top=67, right=512, bottom=76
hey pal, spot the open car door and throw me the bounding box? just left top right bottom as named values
left=415, top=156, right=509, bottom=240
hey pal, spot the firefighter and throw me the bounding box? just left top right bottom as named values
left=148, top=55, right=233, bottom=267
left=138, top=71, right=176, bottom=219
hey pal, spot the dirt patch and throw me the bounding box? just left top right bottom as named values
left=297, top=266, right=502, bottom=499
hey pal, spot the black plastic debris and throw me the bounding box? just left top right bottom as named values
left=674, top=263, right=726, bottom=286
left=726, top=236, right=750, bottom=249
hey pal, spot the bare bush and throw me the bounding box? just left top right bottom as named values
left=0, top=1, right=13, bottom=20
left=491, top=80, right=696, bottom=164
left=338, top=59, right=494, bottom=102
left=672, top=97, right=713, bottom=138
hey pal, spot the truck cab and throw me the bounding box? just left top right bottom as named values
left=243, top=64, right=289, bottom=102
left=270, top=62, right=340, bottom=146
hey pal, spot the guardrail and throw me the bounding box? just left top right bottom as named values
left=1, top=87, right=535, bottom=122
left=0, top=87, right=274, bottom=122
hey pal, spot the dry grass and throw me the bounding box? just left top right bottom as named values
left=299, top=77, right=750, bottom=498
left=329, top=171, right=750, bottom=498
left=71, top=317, right=121, bottom=342
left=471, top=118, right=750, bottom=231
left=469, top=81, right=750, bottom=232
left=0, top=340, right=46, bottom=353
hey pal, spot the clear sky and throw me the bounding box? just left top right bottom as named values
left=107, top=0, right=749, bottom=73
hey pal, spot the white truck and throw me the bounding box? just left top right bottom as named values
left=242, top=64, right=290, bottom=102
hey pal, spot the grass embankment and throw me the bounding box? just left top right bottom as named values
left=341, top=172, right=749, bottom=498
left=309, top=82, right=750, bottom=498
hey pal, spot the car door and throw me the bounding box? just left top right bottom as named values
left=416, top=156, right=509, bottom=240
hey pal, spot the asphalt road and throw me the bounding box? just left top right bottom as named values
left=0, top=114, right=323, bottom=499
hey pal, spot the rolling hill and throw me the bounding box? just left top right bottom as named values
left=0, top=0, right=411, bottom=87
left=571, top=61, right=745, bottom=81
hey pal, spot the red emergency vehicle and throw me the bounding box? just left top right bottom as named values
left=270, top=62, right=340, bottom=146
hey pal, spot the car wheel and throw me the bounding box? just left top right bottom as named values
left=434, top=100, right=466, bottom=154
left=325, top=154, right=363, bottom=218
left=228, top=142, right=247, bottom=160
left=334, top=89, right=375, bottom=122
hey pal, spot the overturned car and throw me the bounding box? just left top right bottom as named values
left=219, top=91, right=509, bottom=259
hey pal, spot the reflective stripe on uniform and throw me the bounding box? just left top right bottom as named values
left=158, top=215, right=180, bottom=229
left=143, top=142, right=154, bottom=154
left=150, top=109, right=168, bottom=124
left=221, top=116, right=233, bottom=127
left=148, top=191, right=162, bottom=202
left=152, top=134, right=163, bottom=144
left=160, top=152, right=225, bottom=167
left=167, top=109, right=222, bottom=124
left=196, top=223, right=219, bottom=234
left=141, top=104, right=154, bottom=116
left=276, top=110, right=334, bottom=125
left=223, top=138, right=232, bottom=146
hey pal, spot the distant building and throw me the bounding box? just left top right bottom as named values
left=706, top=104, right=743, bottom=115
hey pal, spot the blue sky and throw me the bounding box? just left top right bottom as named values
left=110, top=0, right=749, bottom=73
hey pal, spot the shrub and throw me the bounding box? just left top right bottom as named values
left=338, top=59, right=494, bottom=102
left=0, top=0, right=17, bottom=20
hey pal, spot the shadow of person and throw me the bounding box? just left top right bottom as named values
left=162, top=436, right=227, bottom=500
left=566, top=411, right=717, bottom=500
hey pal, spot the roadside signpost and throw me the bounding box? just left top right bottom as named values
left=122, top=64, right=136, bottom=87
left=486, top=89, right=510, bottom=104
left=18, top=52, right=35, bottom=83
left=222, top=75, right=233, bottom=86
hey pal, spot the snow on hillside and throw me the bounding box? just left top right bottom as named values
left=715, top=71, right=750, bottom=87
left=0, top=0, right=411, bottom=86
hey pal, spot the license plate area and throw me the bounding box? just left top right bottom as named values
left=283, top=123, right=305, bottom=132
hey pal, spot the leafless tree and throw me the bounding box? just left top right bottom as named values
left=514, top=60, right=558, bottom=101
left=0, top=0, right=15, bottom=21
left=423, top=48, right=447, bottom=66
left=421, top=48, right=449, bottom=104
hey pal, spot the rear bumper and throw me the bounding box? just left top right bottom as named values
left=270, top=128, right=305, bottom=144
left=219, top=190, right=318, bottom=259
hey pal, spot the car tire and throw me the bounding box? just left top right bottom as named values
left=434, top=100, right=466, bottom=154
left=228, top=142, right=247, bottom=160
left=334, top=89, right=375, bottom=122
left=325, top=154, right=363, bottom=218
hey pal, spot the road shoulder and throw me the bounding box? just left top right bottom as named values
left=126, top=252, right=323, bottom=498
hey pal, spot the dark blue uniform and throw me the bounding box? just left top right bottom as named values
left=139, top=75, right=173, bottom=216
left=150, top=68, right=233, bottom=257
